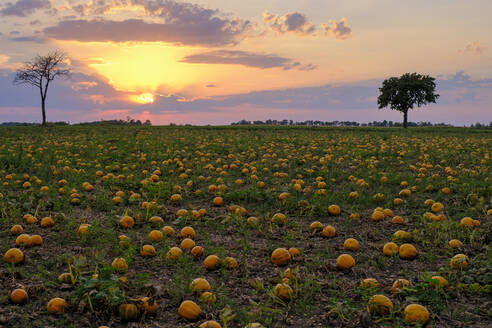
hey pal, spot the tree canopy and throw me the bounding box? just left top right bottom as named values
left=377, top=73, right=439, bottom=128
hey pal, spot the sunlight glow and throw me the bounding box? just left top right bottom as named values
left=130, top=93, right=155, bottom=104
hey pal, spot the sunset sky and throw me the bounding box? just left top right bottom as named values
left=0, top=0, right=491, bottom=125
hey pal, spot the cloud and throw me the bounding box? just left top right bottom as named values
left=44, top=16, right=250, bottom=46
left=43, top=0, right=251, bottom=46
left=263, top=11, right=316, bottom=36
left=179, top=50, right=316, bottom=71
left=206, top=84, right=216, bottom=88
left=321, top=18, right=352, bottom=40
left=9, top=35, right=44, bottom=43
left=0, top=0, right=50, bottom=17
left=460, top=41, right=486, bottom=55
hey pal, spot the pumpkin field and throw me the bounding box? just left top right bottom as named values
left=0, top=125, right=491, bottom=328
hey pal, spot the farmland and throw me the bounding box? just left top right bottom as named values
left=0, top=125, right=491, bottom=328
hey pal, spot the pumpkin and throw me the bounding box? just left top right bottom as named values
left=149, top=216, right=164, bottom=225
left=460, top=217, right=474, bottom=227
left=309, top=221, right=324, bottom=232
left=247, top=216, right=259, bottom=225
left=30, top=234, right=43, bottom=246
left=177, top=209, right=189, bottom=217
left=171, top=194, right=182, bottom=202
left=391, top=216, right=404, bottom=224
left=448, top=239, right=462, bottom=248
left=191, top=246, right=204, bottom=257
left=119, top=303, right=140, bottom=321
left=382, top=242, right=399, bottom=256
left=274, top=283, right=293, bottom=301
left=367, top=295, right=393, bottom=315
left=271, top=213, right=287, bottom=224
left=360, top=278, right=379, bottom=288
left=203, top=255, right=220, bottom=270
left=23, top=214, right=37, bottom=224
left=15, top=234, right=32, bottom=247
left=213, top=197, right=224, bottom=206
left=4, top=248, right=24, bottom=264
left=58, top=272, right=72, bottom=284
left=47, top=297, right=68, bottom=314
left=9, top=288, right=28, bottom=304
left=200, top=291, right=217, bottom=305
left=349, top=191, right=359, bottom=198
left=450, top=254, right=469, bottom=269
left=431, top=202, right=444, bottom=213
left=166, top=247, right=183, bottom=260
left=190, top=278, right=211, bottom=293
left=120, top=215, right=134, bottom=228
left=399, top=244, right=417, bottom=259
left=162, top=225, right=175, bottom=236
left=224, top=256, right=239, bottom=269
left=321, top=225, right=336, bottom=238
left=336, top=254, right=355, bottom=270
left=429, top=275, right=448, bottom=288
left=178, top=300, right=201, bottom=321
left=382, top=208, right=393, bottom=217
left=343, top=238, right=359, bottom=251
left=40, top=217, right=54, bottom=228
left=200, top=320, right=222, bottom=328
left=283, top=268, right=297, bottom=281
left=391, top=279, right=410, bottom=293
left=245, top=324, right=264, bottom=328
left=392, top=230, right=411, bottom=241
left=140, top=245, right=157, bottom=257
left=328, top=204, right=341, bottom=215
left=78, top=224, right=90, bottom=236
left=271, top=248, right=291, bottom=266
left=288, top=247, right=301, bottom=258
left=111, top=257, right=128, bottom=272
left=180, top=238, right=196, bottom=249
left=180, top=226, right=196, bottom=239
left=10, top=224, right=23, bottom=234
left=138, top=296, right=157, bottom=314
left=403, top=304, right=430, bottom=324
left=148, top=230, right=163, bottom=242
left=371, top=210, right=385, bottom=221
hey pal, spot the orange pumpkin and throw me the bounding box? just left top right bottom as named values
left=166, top=247, right=183, bottom=260
left=180, top=226, right=196, bottom=239
left=191, top=246, right=204, bottom=257
left=9, top=288, right=28, bottom=304
left=119, top=303, right=140, bottom=321
left=200, top=320, right=222, bottom=328
left=190, top=278, right=211, bottom=293
left=178, top=300, right=201, bottom=321
left=203, top=255, right=220, bottom=270
left=271, top=248, right=291, bottom=266
left=30, top=234, right=43, bottom=246
left=4, top=248, right=24, bottom=264
left=47, top=297, right=68, bottom=314
left=138, top=297, right=157, bottom=314
left=367, top=295, right=393, bottom=315
left=336, top=254, right=355, bottom=270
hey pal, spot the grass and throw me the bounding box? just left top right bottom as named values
left=0, top=125, right=490, bottom=327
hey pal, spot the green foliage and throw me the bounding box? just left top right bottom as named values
left=378, top=72, right=439, bottom=127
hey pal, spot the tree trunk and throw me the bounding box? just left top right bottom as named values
left=403, top=110, right=408, bottom=128
left=41, top=98, right=46, bottom=125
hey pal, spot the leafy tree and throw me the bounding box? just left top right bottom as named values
left=377, top=73, right=439, bottom=128
left=13, top=50, right=71, bottom=125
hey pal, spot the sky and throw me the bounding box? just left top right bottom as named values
left=0, top=0, right=491, bottom=125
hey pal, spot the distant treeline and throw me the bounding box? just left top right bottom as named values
left=230, top=119, right=492, bottom=128
left=1, top=118, right=152, bottom=126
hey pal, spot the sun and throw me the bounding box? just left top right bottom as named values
left=130, top=93, right=155, bottom=104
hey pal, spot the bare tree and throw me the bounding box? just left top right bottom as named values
left=13, top=50, right=71, bottom=125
